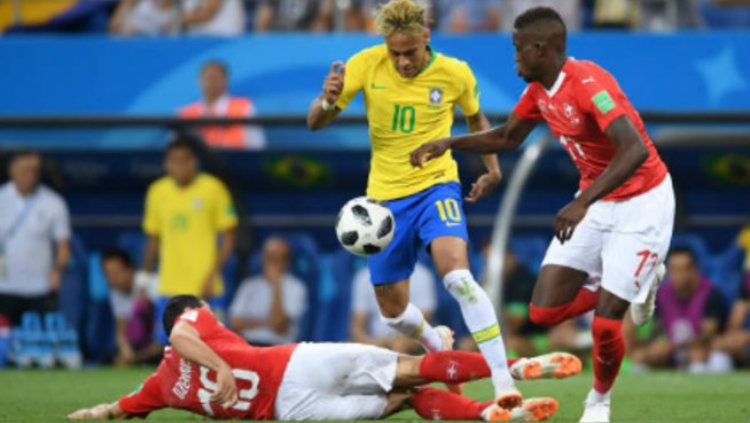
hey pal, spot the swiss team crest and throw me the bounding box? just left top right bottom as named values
left=562, top=102, right=581, bottom=126
left=429, top=87, right=443, bottom=105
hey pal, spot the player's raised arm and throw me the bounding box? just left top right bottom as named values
left=553, top=115, right=649, bottom=243
left=410, top=112, right=537, bottom=167
left=307, top=61, right=345, bottom=130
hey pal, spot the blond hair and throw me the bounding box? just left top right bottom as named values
left=374, top=0, right=426, bottom=36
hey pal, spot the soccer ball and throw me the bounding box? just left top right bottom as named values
left=335, top=197, right=395, bottom=256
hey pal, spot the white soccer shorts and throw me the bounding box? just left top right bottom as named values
left=541, top=174, right=675, bottom=304
left=274, top=342, right=399, bottom=420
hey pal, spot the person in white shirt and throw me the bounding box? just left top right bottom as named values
left=350, top=263, right=437, bottom=354
left=101, top=248, right=162, bottom=366
left=229, top=237, right=308, bottom=345
left=0, top=150, right=70, bottom=324
left=109, top=0, right=179, bottom=36
left=181, top=0, right=246, bottom=36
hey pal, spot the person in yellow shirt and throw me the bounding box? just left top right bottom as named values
left=139, top=137, right=237, bottom=343
left=307, top=0, right=526, bottom=410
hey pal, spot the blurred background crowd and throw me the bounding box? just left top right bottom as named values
left=2, top=0, right=750, bottom=35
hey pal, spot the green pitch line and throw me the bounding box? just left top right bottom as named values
left=0, top=368, right=748, bottom=422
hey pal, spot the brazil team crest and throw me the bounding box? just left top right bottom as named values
left=429, top=87, right=443, bottom=105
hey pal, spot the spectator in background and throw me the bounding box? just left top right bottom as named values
left=629, top=247, right=728, bottom=373
left=140, top=137, right=238, bottom=343
left=229, top=237, right=308, bottom=345
left=179, top=60, right=266, bottom=150
left=433, top=0, right=501, bottom=32
left=638, top=0, right=703, bottom=30
left=709, top=276, right=750, bottom=371
left=500, top=0, right=582, bottom=31
left=181, top=0, right=246, bottom=36
left=101, top=248, right=161, bottom=366
left=350, top=263, right=436, bottom=354
left=254, top=0, right=336, bottom=32
left=738, top=225, right=750, bottom=282
left=0, top=150, right=70, bottom=325
left=706, top=225, right=750, bottom=370
left=108, top=0, right=179, bottom=36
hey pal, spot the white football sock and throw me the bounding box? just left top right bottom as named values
left=380, top=302, right=443, bottom=352
left=443, top=269, right=515, bottom=394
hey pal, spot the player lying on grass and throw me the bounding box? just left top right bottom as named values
left=68, top=295, right=581, bottom=421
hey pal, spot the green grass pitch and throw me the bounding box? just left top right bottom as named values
left=0, top=368, right=748, bottom=422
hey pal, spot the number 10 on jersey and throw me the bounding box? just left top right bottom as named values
left=392, top=104, right=415, bottom=134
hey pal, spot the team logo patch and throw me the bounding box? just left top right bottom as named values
left=192, top=198, right=203, bottom=210
left=429, top=87, right=443, bottom=105
left=592, top=90, right=615, bottom=114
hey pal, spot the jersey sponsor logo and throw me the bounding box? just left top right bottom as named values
left=192, top=198, right=204, bottom=210
left=592, top=90, right=616, bottom=114
left=370, top=83, right=387, bottom=90
left=582, top=77, right=595, bottom=84
left=429, top=87, right=443, bottom=105
left=172, top=358, right=193, bottom=400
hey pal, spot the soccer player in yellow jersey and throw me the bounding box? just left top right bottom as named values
left=140, top=138, right=238, bottom=343
left=307, top=0, right=524, bottom=409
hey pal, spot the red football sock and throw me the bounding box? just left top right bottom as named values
left=529, top=287, right=599, bottom=326
left=591, top=316, right=625, bottom=394
left=419, top=351, right=519, bottom=383
left=412, top=387, right=493, bottom=420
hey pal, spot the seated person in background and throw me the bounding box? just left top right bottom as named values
left=629, top=247, right=728, bottom=373
left=350, top=263, right=436, bottom=354
left=181, top=0, right=246, bottom=36
left=108, top=0, right=179, bottom=36
left=179, top=60, right=265, bottom=150
left=710, top=276, right=750, bottom=370
left=102, top=248, right=162, bottom=366
left=254, top=0, right=335, bottom=32
left=229, top=237, right=307, bottom=346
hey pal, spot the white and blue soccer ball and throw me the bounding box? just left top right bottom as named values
left=335, top=196, right=395, bottom=256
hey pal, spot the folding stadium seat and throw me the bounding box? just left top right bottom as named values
left=312, top=249, right=366, bottom=342
left=670, top=233, right=711, bottom=268
left=115, top=231, right=148, bottom=268
left=705, top=242, right=744, bottom=303
left=58, top=234, right=88, bottom=348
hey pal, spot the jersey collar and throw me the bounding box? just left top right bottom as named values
left=544, top=59, right=571, bottom=98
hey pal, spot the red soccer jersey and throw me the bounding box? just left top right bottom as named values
left=118, top=308, right=297, bottom=420
left=514, top=58, right=667, bottom=201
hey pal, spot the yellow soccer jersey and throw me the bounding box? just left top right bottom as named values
left=336, top=44, right=481, bottom=201
left=143, top=173, right=238, bottom=296
left=739, top=226, right=750, bottom=270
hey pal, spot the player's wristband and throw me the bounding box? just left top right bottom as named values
left=320, top=98, right=335, bottom=111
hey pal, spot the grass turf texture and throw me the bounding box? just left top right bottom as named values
left=0, top=368, right=748, bottom=422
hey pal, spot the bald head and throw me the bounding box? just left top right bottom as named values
left=512, top=7, right=568, bottom=84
